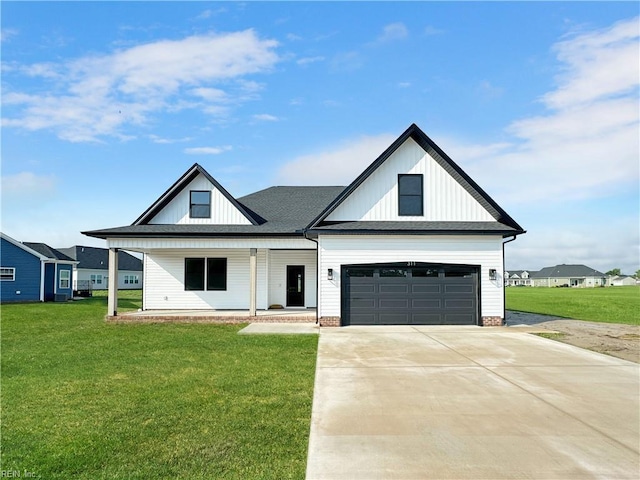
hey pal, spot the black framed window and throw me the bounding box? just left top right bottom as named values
left=189, top=191, right=211, bottom=218
left=185, top=258, right=205, bottom=290
left=207, top=258, right=227, bottom=291
left=185, top=257, right=227, bottom=291
left=398, top=174, right=423, bottom=216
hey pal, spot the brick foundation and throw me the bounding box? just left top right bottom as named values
left=481, top=316, right=504, bottom=327
left=319, top=316, right=341, bottom=327
left=105, top=314, right=315, bottom=324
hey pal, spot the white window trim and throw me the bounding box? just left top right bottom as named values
left=59, top=269, right=70, bottom=289
left=0, top=267, right=16, bottom=281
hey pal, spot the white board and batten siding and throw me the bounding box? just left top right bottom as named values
left=326, top=138, right=495, bottom=222
left=148, top=174, right=252, bottom=225
left=268, top=250, right=317, bottom=308
left=318, top=235, right=505, bottom=319
left=144, top=249, right=268, bottom=310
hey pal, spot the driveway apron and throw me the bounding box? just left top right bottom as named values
left=306, top=326, right=640, bottom=479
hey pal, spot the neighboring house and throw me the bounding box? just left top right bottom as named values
left=504, top=270, right=535, bottom=287
left=58, top=246, right=143, bottom=291
left=531, top=264, right=606, bottom=288
left=0, top=232, right=76, bottom=302
left=608, top=275, right=637, bottom=286
left=84, top=124, right=525, bottom=326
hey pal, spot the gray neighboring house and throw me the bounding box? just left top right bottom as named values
left=531, top=264, right=606, bottom=288
left=504, top=270, right=535, bottom=287
left=608, top=275, right=637, bottom=286
left=59, top=246, right=143, bottom=291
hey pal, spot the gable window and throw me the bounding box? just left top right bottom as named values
left=59, top=270, right=70, bottom=289
left=185, top=258, right=227, bottom=291
left=190, top=191, right=211, bottom=218
left=398, top=174, right=423, bottom=216
left=1, top=267, right=15, bottom=281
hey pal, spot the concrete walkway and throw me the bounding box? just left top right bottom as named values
left=306, top=326, right=640, bottom=479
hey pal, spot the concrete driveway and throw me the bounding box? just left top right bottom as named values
left=306, top=326, right=639, bottom=479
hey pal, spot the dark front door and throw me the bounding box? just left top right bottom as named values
left=286, top=265, right=305, bottom=307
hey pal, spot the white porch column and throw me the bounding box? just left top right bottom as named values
left=107, top=248, right=119, bottom=316
left=249, top=248, right=257, bottom=316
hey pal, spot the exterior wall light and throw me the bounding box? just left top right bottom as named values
left=328, top=268, right=334, bottom=280
left=489, top=269, right=497, bottom=280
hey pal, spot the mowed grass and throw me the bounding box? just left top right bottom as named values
left=506, top=286, right=640, bottom=325
left=1, top=292, right=318, bottom=479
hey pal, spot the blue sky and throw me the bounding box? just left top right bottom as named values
left=2, top=2, right=639, bottom=274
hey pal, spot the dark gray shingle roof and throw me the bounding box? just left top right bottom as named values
left=23, top=243, right=75, bottom=262
left=309, top=221, right=520, bottom=235
left=59, top=246, right=143, bottom=271
left=532, top=264, right=605, bottom=278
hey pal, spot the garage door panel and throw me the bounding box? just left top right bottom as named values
left=379, top=313, right=410, bottom=324
left=445, top=313, right=476, bottom=325
left=412, top=299, right=441, bottom=308
left=351, top=313, right=378, bottom=324
left=379, top=284, right=409, bottom=294
left=351, top=298, right=376, bottom=309
left=412, top=313, right=444, bottom=324
left=445, top=299, right=475, bottom=309
left=412, top=284, right=442, bottom=294
left=343, top=264, right=478, bottom=326
left=350, top=284, right=376, bottom=294
left=379, top=298, right=409, bottom=309
left=444, top=284, right=475, bottom=294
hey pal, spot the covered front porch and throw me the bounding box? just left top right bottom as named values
left=104, top=237, right=319, bottom=319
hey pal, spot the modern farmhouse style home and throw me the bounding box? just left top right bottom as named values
left=84, top=124, right=525, bottom=326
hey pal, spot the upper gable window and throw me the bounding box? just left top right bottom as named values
left=398, top=174, right=423, bottom=216
left=190, top=191, right=211, bottom=218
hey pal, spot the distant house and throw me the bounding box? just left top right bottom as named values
left=0, top=232, right=76, bottom=302
left=504, top=270, right=535, bottom=287
left=608, top=275, right=637, bottom=287
left=531, top=264, right=606, bottom=288
left=58, top=246, right=143, bottom=291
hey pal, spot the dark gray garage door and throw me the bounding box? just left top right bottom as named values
left=342, top=263, right=479, bottom=326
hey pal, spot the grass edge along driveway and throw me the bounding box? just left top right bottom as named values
left=1, top=294, right=318, bottom=479
left=506, top=285, right=639, bottom=325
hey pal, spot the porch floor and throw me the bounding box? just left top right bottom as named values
left=107, top=308, right=317, bottom=324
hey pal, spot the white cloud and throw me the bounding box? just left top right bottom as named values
left=2, top=30, right=280, bottom=142
left=297, top=56, right=325, bottom=66
left=423, top=25, right=444, bottom=36
left=149, top=134, right=192, bottom=144
left=0, top=172, right=57, bottom=208
left=0, top=28, right=18, bottom=43
left=446, top=16, right=640, bottom=204
left=184, top=145, right=232, bottom=155
left=275, top=133, right=396, bottom=185
left=376, top=22, right=408, bottom=43
left=252, top=113, right=279, bottom=122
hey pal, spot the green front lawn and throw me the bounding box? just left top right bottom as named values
left=506, top=285, right=640, bottom=325
left=1, top=293, right=318, bottom=479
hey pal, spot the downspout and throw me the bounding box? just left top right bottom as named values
left=303, top=229, right=320, bottom=325
left=502, top=236, right=517, bottom=326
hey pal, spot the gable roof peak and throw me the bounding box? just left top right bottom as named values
left=132, top=162, right=259, bottom=226
left=307, top=122, right=524, bottom=234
